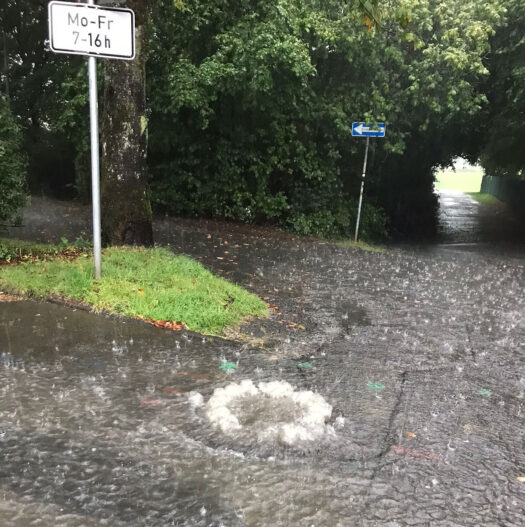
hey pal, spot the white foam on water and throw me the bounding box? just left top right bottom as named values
left=203, top=380, right=334, bottom=446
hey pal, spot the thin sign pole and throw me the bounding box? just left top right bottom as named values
left=87, top=0, right=102, bottom=279
left=354, top=136, right=370, bottom=242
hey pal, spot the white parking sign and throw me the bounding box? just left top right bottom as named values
left=48, top=1, right=135, bottom=60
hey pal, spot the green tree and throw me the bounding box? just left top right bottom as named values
left=0, top=96, right=27, bottom=224
left=0, top=0, right=81, bottom=197
left=479, top=0, right=525, bottom=178
left=147, top=0, right=503, bottom=237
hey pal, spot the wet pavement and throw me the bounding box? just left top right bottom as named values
left=436, top=189, right=525, bottom=251
left=1, top=195, right=525, bottom=526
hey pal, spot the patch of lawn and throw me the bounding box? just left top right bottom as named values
left=0, top=238, right=61, bottom=262
left=467, top=192, right=501, bottom=205
left=0, top=236, right=92, bottom=262
left=334, top=239, right=385, bottom=253
left=0, top=245, right=268, bottom=335
left=435, top=166, right=483, bottom=192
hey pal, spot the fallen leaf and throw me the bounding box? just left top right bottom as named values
left=206, top=234, right=211, bottom=239
left=144, top=318, right=187, bottom=331
left=0, top=292, right=23, bottom=302
left=517, top=476, right=525, bottom=483
left=162, top=386, right=184, bottom=395
left=139, top=397, right=162, bottom=407
left=138, top=289, right=144, bottom=295
left=267, top=355, right=279, bottom=361
left=406, top=432, right=416, bottom=438
left=223, top=240, right=228, bottom=245
left=391, top=445, right=441, bottom=461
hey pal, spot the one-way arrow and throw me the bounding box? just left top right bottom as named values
left=352, top=122, right=386, bottom=137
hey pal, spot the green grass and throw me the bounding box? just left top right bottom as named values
left=0, top=236, right=92, bottom=262
left=334, top=239, right=385, bottom=253
left=466, top=192, right=501, bottom=205
left=435, top=166, right=483, bottom=192
left=0, top=238, right=61, bottom=261
left=0, top=245, right=268, bottom=335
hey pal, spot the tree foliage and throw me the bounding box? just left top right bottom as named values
left=147, top=0, right=503, bottom=237
left=479, top=0, right=525, bottom=179
left=0, top=0, right=515, bottom=239
left=0, top=96, right=27, bottom=224
left=0, top=0, right=83, bottom=197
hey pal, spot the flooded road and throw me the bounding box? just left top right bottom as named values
left=1, top=197, right=524, bottom=525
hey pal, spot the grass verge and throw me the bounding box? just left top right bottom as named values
left=0, top=244, right=268, bottom=335
left=466, top=192, right=501, bottom=205
left=334, top=239, right=385, bottom=253
left=0, top=238, right=62, bottom=262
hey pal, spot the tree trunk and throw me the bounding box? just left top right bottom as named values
left=101, top=0, right=153, bottom=246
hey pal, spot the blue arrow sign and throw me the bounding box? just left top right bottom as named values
left=352, top=122, right=386, bottom=138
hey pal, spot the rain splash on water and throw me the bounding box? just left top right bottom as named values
left=1, top=198, right=525, bottom=525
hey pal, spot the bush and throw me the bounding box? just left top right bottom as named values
left=0, top=97, right=28, bottom=224
left=287, top=200, right=388, bottom=241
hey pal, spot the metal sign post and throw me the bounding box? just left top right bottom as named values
left=351, top=122, right=386, bottom=241
left=48, top=0, right=135, bottom=279
left=354, top=136, right=370, bottom=242
left=87, top=10, right=102, bottom=279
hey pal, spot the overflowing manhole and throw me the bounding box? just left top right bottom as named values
left=184, top=380, right=355, bottom=459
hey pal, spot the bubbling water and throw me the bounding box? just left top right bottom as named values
left=195, top=380, right=334, bottom=447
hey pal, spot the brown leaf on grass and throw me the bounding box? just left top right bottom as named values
left=0, top=292, right=24, bottom=302
left=143, top=318, right=187, bottom=331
